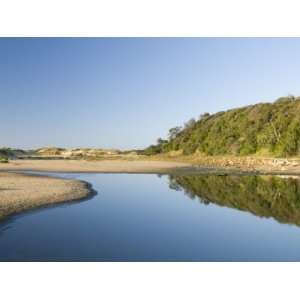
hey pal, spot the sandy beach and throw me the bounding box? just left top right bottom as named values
left=1, top=158, right=300, bottom=175
left=0, top=172, right=93, bottom=220
left=0, top=159, right=192, bottom=174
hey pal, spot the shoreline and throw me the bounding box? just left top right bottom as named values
left=1, top=158, right=300, bottom=221
left=0, top=171, right=95, bottom=220
left=1, top=159, right=300, bottom=176
left=0, top=159, right=193, bottom=174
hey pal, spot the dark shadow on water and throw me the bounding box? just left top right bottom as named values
left=168, top=174, right=300, bottom=226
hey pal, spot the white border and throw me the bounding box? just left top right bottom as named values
left=0, top=0, right=300, bottom=36
left=0, top=262, right=298, bottom=299
left=1, top=0, right=300, bottom=299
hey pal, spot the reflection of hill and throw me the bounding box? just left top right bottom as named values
left=168, top=175, right=300, bottom=226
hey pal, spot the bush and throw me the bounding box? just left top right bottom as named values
left=145, top=96, right=300, bottom=157
left=143, top=145, right=162, bottom=156
left=0, top=156, right=8, bottom=163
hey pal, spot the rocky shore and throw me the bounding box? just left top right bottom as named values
left=188, top=156, right=300, bottom=174
left=143, top=154, right=300, bottom=175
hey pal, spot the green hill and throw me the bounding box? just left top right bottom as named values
left=145, top=96, right=300, bottom=157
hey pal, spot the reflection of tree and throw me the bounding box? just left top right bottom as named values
left=168, top=174, right=300, bottom=226
left=168, top=178, right=182, bottom=191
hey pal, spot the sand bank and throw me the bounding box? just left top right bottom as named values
left=1, top=158, right=300, bottom=175
left=0, top=172, right=93, bottom=220
left=0, top=159, right=192, bottom=174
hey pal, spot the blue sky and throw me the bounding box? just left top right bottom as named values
left=2, top=38, right=300, bottom=150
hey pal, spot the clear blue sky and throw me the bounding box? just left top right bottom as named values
left=2, top=38, right=300, bottom=150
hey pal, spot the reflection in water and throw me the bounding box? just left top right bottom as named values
left=2, top=173, right=300, bottom=261
left=168, top=174, right=300, bottom=226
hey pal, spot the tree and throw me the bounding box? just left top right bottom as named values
left=184, top=118, right=196, bottom=129
left=168, top=126, right=182, bottom=140
left=199, top=112, right=210, bottom=120
left=156, top=138, right=168, bottom=145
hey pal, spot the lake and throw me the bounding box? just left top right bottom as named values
left=1, top=173, right=300, bottom=261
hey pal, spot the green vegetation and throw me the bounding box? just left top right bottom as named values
left=0, top=147, right=28, bottom=161
left=168, top=174, right=300, bottom=226
left=0, top=148, right=13, bottom=157
left=145, top=95, right=300, bottom=157
left=0, top=148, right=13, bottom=163
left=0, top=156, right=8, bottom=163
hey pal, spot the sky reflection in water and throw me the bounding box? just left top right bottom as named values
left=1, top=173, right=300, bottom=261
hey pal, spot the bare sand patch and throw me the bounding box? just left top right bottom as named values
left=0, top=172, right=92, bottom=220
left=2, top=158, right=300, bottom=175
left=0, top=159, right=191, bottom=173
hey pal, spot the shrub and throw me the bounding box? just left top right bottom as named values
left=0, top=156, right=8, bottom=163
left=145, top=96, right=300, bottom=157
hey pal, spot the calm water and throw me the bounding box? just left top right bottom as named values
left=2, top=173, right=300, bottom=261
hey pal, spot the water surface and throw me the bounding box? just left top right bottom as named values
left=1, top=173, right=300, bottom=261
